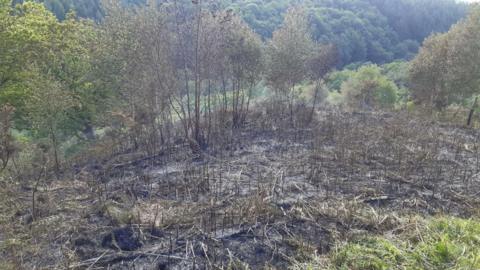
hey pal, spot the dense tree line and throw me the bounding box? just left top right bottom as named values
left=230, top=0, right=467, bottom=65
left=15, top=0, right=467, bottom=66
left=12, top=0, right=103, bottom=20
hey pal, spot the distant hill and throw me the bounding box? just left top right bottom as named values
left=228, top=0, right=468, bottom=65
left=19, top=0, right=468, bottom=66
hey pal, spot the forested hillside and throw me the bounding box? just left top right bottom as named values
left=12, top=0, right=104, bottom=19
left=230, top=0, right=467, bottom=64
left=15, top=0, right=468, bottom=65
left=1, top=0, right=480, bottom=269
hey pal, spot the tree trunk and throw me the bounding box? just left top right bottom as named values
left=50, top=125, right=60, bottom=176
left=193, top=1, right=202, bottom=144
left=31, top=170, right=43, bottom=222
left=309, top=81, right=320, bottom=124
left=467, top=96, right=478, bottom=126
left=83, top=122, right=96, bottom=140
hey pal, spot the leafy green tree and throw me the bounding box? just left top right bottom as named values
left=410, top=6, right=480, bottom=110
left=382, top=60, right=409, bottom=89
left=24, top=0, right=468, bottom=66
left=446, top=6, right=480, bottom=104
left=307, top=43, right=338, bottom=120
left=266, top=7, right=315, bottom=92
left=341, top=64, right=398, bottom=109
left=25, top=76, right=76, bottom=173
left=1, top=1, right=60, bottom=121
left=381, top=60, right=410, bottom=104
left=409, top=34, right=449, bottom=109
left=13, top=0, right=103, bottom=20
left=265, top=7, right=316, bottom=123
left=1, top=1, right=101, bottom=168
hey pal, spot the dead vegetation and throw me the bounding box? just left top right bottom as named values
left=1, top=107, right=480, bottom=269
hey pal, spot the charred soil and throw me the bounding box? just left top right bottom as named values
left=2, top=109, right=480, bottom=269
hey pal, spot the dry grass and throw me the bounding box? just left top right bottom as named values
left=1, top=107, right=480, bottom=269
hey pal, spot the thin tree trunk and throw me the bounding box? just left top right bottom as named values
left=222, top=75, right=228, bottom=114
left=243, top=81, right=254, bottom=124
left=309, top=81, right=320, bottom=124
left=289, top=83, right=295, bottom=128
left=194, top=0, right=202, bottom=143
left=467, top=96, right=478, bottom=126
left=50, top=125, right=60, bottom=176
left=207, top=79, right=212, bottom=144
left=32, top=169, right=43, bottom=222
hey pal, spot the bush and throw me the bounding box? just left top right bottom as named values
left=340, top=65, right=398, bottom=110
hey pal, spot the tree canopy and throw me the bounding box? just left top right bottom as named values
left=229, top=0, right=467, bottom=65
left=20, top=0, right=468, bottom=67
left=410, top=5, right=480, bottom=109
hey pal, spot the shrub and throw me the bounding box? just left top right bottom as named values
left=340, top=65, right=398, bottom=110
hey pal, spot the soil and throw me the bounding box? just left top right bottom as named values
left=7, top=109, right=480, bottom=269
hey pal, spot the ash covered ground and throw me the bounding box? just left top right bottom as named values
left=5, top=109, right=480, bottom=269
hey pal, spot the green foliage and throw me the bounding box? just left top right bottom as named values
left=295, top=217, right=480, bottom=270
left=308, top=5, right=394, bottom=65
left=326, top=91, right=344, bottom=106
left=28, top=0, right=467, bottom=66
left=229, top=0, right=292, bottom=39
left=325, top=61, right=410, bottom=109
left=381, top=61, right=410, bottom=104
left=410, top=6, right=480, bottom=110
left=325, top=69, right=354, bottom=92
left=25, top=75, right=76, bottom=139
left=228, top=0, right=466, bottom=66
left=265, top=6, right=336, bottom=125
left=407, top=217, right=480, bottom=269
left=1, top=1, right=98, bottom=125
left=13, top=0, right=103, bottom=20
left=381, top=60, right=409, bottom=88
left=367, top=0, right=467, bottom=42
left=340, top=64, right=398, bottom=109
left=266, top=7, right=316, bottom=92
left=333, top=237, right=403, bottom=270
left=1, top=1, right=102, bottom=171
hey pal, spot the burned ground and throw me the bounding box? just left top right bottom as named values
left=2, top=109, right=480, bottom=269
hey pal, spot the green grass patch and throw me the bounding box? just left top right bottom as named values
left=406, top=217, right=480, bottom=270
left=294, top=217, right=480, bottom=270
left=333, top=237, right=403, bottom=270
